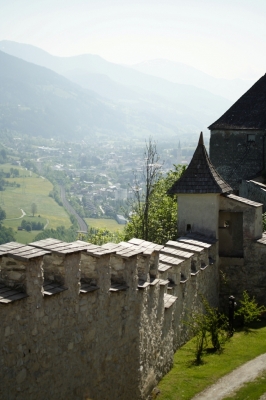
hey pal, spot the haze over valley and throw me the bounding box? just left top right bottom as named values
left=0, top=40, right=243, bottom=144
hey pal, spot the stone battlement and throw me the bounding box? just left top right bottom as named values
left=0, top=236, right=218, bottom=400
left=0, top=237, right=217, bottom=302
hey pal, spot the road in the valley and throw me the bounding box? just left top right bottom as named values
left=60, top=186, right=88, bottom=233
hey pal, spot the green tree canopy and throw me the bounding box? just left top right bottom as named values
left=0, top=206, right=6, bottom=222
left=34, top=225, right=77, bottom=242
left=124, top=165, right=185, bottom=245
left=84, top=227, right=124, bottom=245
left=0, top=226, right=15, bottom=244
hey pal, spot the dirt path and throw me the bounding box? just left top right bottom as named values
left=5, top=208, right=26, bottom=220
left=191, top=353, right=266, bottom=400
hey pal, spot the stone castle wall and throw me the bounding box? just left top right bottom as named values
left=0, top=237, right=219, bottom=400
left=209, top=129, right=265, bottom=190
left=239, top=180, right=266, bottom=212
left=219, top=234, right=266, bottom=308
left=218, top=195, right=266, bottom=309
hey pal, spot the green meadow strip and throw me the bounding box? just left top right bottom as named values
left=158, top=321, right=266, bottom=400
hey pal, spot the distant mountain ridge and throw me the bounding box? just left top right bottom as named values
left=0, top=40, right=238, bottom=141
left=0, top=50, right=125, bottom=139
left=131, top=59, right=255, bottom=102
left=0, top=40, right=254, bottom=102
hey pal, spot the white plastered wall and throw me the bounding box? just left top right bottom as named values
left=178, top=193, right=220, bottom=239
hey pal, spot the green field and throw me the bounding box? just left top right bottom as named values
left=85, top=218, right=125, bottom=232
left=1, top=164, right=71, bottom=243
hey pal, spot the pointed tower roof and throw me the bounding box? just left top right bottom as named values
left=209, top=73, right=266, bottom=130
left=168, top=133, right=232, bottom=194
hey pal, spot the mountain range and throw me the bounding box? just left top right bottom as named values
left=0, top=50, right=125, bottom=139
left=0, top=40, right=255, bottom=142
left=131, top=59, right=254, bottom=102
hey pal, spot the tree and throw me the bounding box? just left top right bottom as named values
left=235, top=290, right=266, bottom=329
left=185, top=296, right=228, bottom=364
left=25, top=223, right=32, bottom=232
left=31, top=203, right=37, bottom=217
left=0, top=206, right=6, bottom=222
left=124, top=164, right=185, bottom=245
left=84, top=227, right=124, bottom=245
left=128, top=138, right=162, bottom=241
left=0, top=206, right=15, bottom=244
left=0, top=226, right=15, bottom=244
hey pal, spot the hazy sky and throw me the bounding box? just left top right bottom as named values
left=0, top=0, right=265, bottom=79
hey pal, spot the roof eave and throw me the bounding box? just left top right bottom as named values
left=209, top=125, right=265, bottom=131
left=168, top=188, right=232, bottom=195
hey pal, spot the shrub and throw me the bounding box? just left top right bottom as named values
left=185, top=296, right=228, bottom=364
left=25, top=224, right=32, bottom=232
left=236, top=291, right=266, bottom=329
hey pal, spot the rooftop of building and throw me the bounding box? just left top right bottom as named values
left=168, top=133, right=232, bottom=194
left=208, top=73, right=266, bottom=130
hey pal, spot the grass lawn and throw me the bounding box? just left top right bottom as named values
left=85, top=218, right=125, bottom=232
left=158, top=321, right=266, bottom=400
left=14, top=230, right=42, bottom=244
left=1, top=165, right=71, bottom=244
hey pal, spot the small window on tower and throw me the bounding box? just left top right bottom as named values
left=186, top=224, right=191, bottom=232
left=247, top=134, right=255, bottom=142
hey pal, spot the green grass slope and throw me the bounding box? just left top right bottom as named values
left=1, top=164, right=71, bottom=243
left=158, top=321, right=266, bottom=400
left=85, top=217, right=125, bottom=232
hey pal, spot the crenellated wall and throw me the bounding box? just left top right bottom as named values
left=0, top=237, right=219, bottom=400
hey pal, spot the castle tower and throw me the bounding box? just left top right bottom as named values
left=209, top=73, right=266, bottom=191
left=168, top=132, right=232, bottom=239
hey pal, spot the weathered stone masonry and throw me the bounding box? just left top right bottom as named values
left=2, top=131, right=266, bottom=399
left=0, top=236, right=218, bottom=400
left=210, top=129, right=266, bottom=190
left=209, top=73, right=266, bottom=194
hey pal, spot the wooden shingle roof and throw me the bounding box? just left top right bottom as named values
left=168, top=133, right=232, bottom=194
left=208, top=73, right=266, bottom=130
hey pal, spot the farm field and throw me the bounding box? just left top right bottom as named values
left=1, top=164, right=71, bottom=244
left=85, top=218, right=125, bottom=232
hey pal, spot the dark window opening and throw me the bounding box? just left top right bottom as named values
left=247, top=134, right=255, bottom=142
left=191, top=260, right=197, bottom=272
left=219, top=211, right=243, bottom=257
left=186, top=224, right=191, bottom=232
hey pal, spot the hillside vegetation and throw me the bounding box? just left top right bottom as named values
left=1, top=164, right=71, bottom=243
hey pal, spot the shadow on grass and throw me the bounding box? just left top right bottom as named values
left=205, top=347, right=224, bottom=354
left=233, top=319, right=266, bottom=335
left=185, top=358, right=206, bottom=368
left=183, top=344, right=227, bottom=368
left=235, top=318, right=266, bottom=332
